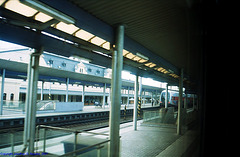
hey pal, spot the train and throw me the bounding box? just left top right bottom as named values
left=160, top=90, right=194, bottom=108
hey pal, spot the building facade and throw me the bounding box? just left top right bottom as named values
left=0, top=49, right=153, bottom=105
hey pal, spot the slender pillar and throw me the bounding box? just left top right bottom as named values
left=66, top=78, right=69, bottom=102
left=109, top=25, right=124, bottom=157
left=82, top=85, right=85, bottom=104
left=0, top=69, right=5, bottom=115
left=23, top=54, right=33, bottom=148
left=184, top=92, right=187, bottom=109
left=23, top=48, right=43, bottom=153
left=177, top=68, right=184, bottom=135
left=103, top=83, right=106, bottom=109
left=143, top=91, right=145, bottom=106
left=193, top=94, right=195, bottom=110
left=127, top=87, right=129, bottom=107
left=133, top=75, right=139, bottom=130
left=155, top=90, right=157, bottom=106
left=165, top=83, right=168, bottom=108
left=151, top=91, right=153, bottom=107
left=40, top=81, right=44, bottom=100
left=48, top=82, right=51, bottom=100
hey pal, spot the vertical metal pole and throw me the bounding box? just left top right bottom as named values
left=41, top=81, right=44, bottom=100
left=23, top=53, right=33, bottom=148
left=0, top=69, right=5, bottom=115
left=193, top=94, right=195, bottom=110
left=23, top=48, right=42, bottom=153
left=66, top=78, right=69, bottom=102
left=109, top=25, right=124, bottom=157
left=103, top=83, right=106, bottom=109
left=184, top=92, right=187, bottom=109
left=133, top=75, right=139, bottom=131
left=82, top=85, right=85, bottom=104
left=177, top=68, right=184, bottom=135
left=28, top=50, right=41, bottom=153
left=151, top=91, right=153, bottom=107
left=48, top=82, right=52, bottom=100
left=165, top=83, right=168, bottom=108
left=11, top=133, right=14, bottom=157
left=127, top=87, right=129, bottom=107
left=74, top=132, right=77, bottom=157
left=43, top=128, right=46, bottom=152
left=155, top=90, right=157, bottom=106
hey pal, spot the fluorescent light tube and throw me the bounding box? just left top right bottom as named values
left=20, top=0, right=75, bottom=24
left=136, top=52, right=149, bottom=60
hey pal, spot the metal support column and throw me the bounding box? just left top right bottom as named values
left=151, top=91, right=153, bottom=107
left=177, top=68, right=184, bottom=135
left=127, top=87, right=130, bottom=107
left=82, top=85, right=85, bottom=104
left=133, top=75, right=139, bottom=130
left=103, top=83, right=106, bottom=109
left=48, top=82, right=51, bottom=100
left=184, top=91, right=187, bottom=109
left=23, top=48, right=43, bottom=153
left=193, top=94, right=195, bottom=110
left=66, top=78, right=69, bottom=102
left=109, top=25, right=124, bottom=157
left=0, top=69, right=5, bottom=115
left=41, top=81, right=44, bottom=101
left=165, top=83, right=168, bottom=108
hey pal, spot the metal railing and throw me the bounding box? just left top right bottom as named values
left=142, top=107, right=197, bottom=126
left=36, top=125, right=110, bottom=157
left=36, top=100, right=58, bottom=111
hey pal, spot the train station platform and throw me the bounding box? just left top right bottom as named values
left=0, top=119, right=200, bottom=156
left=92, top=121, right=200, bottom=157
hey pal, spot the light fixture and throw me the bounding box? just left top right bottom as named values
left=55, top=22, right=79, bottom=34
left=5, top=0, right=38, bottom=17
left=168, top=69, right=174, bottom=74
left=75, top=29, right=94, bottom=41
left=34, top=12, right=53, bottom=23
left=90, top=36, right=106, bottom=46
left=20, top=0, right=75, bottom=24
left=136, top=52, right=149, bottom=60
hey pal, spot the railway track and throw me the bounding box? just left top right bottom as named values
left=0, top=106, right=161, bottom=148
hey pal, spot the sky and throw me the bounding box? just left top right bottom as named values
left=0, top=40, right=166, bottom=88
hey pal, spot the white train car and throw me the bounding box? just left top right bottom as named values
left=160, top=90, right=195, bottom=108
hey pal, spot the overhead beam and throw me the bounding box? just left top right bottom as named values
left=0, top=22, right=178, bottom=85
left=39, top=0, right=179, bottom=75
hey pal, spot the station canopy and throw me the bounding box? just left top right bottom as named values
left=0, top=0, right=203, bottom=91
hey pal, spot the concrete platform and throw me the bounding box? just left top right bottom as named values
left=90, top=121, right=200, bottom=157
left=0, top=120, right=200, bottom=156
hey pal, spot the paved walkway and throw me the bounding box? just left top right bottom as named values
left=90, top=121, right=200, bottom=157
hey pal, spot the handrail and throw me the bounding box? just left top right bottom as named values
left=37, top=125, right=111, bottom=157
left=58, top=139, right=110, bottom=157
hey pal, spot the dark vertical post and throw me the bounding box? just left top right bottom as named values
left=133, top=75, right=139, bottom=130
left=177, top=68, right=184, bottom=135
left=0, top=69, right=5, bottom=115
